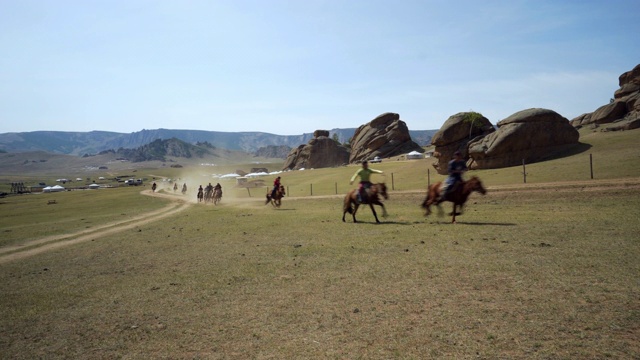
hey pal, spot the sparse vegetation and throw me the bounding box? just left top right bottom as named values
left=0, top=128, right=639, bottom=358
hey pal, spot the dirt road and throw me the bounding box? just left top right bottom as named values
left=0, top=190, right=190, bottom=264
left=2, top=178, right=639, bottom=264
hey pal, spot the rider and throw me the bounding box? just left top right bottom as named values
left=271, top=176, right=281, bottom=198
left=443, top=150, right=468, bottom=199
left=350, top=160, right=383, bottom=203
left=214, top=182, right=222, bottom=197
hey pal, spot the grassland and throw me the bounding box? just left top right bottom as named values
left=0, top=128, right=639, bottom=359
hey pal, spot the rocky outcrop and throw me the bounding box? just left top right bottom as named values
left=571, top=63, right=640, bottom=131
left=467, top=108, right=579, bottom=169
left=349, top=113, right=423, bottom=163
left=282, top=130, right=350, bottom=170
left=430, top=112, right=495, bottom=174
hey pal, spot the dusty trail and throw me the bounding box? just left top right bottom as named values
left=2, top=177, right=638, bottom=264
left=0, top=190, right=190, bottom=265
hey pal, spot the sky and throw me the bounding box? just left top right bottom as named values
left=1, top=0, right=638, bottom=135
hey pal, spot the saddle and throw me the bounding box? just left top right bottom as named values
left=357, top=187, right=371, bottom=204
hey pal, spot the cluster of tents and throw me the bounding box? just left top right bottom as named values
left=42, top=183, right=101, bottom=192
left=43, top=185, right=65, bottom=193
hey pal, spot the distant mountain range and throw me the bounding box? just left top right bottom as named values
left=0, top=128, right=436, bottom=155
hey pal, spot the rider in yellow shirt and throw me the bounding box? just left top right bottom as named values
left=350, top=160, right=383, bottom=203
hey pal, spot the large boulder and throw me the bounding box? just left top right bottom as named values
left=571, top=63, right=640, bottom=130
left=430, top=112, right=495, bottom=174
left=349, top=113, right=423, bottom=163
left=468, top=108, right=579, bottom=169
left=282, top=130, right=350, bottom=170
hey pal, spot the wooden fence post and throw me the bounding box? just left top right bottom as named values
left=522, top=159, right=527, bottom=184
left=590, top=153, right=593, bottom=179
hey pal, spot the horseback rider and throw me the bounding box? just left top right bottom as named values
left=271, top=176, right=282, bottom=198
left=350, top=160, right=383, bottom=204
left=182, top=183, right=187, bottom=194
left=442, top=151, right=468, bottom=199
left=214, top=182, right=222, bottom=197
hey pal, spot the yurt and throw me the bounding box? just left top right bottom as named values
left=406, top=151, right=423, bottom=160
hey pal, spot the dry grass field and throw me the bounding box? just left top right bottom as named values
left=1, top=128, right=639, bottom=359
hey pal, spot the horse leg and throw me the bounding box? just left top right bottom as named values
left=373, top=200, right=388, bottom=218
left=352, top=203, right=360, bottom=223
left=369, top=203, right=380, bottom=223
left=343, top=196, right=354, bottom=222
left=451, top=204, right=457, bottom=223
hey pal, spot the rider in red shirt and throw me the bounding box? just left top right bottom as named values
left=271, top=176, right=281, bottom=198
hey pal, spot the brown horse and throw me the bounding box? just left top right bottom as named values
left=342, top=183, right=389, bottom=223
left=197, top=188, right=204, bottom=203
left=265, top=185, right=285, bottom=208
left=421, top=176, right=486, bottom=223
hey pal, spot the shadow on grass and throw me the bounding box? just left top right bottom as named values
left=342, top=220, right=414, bottom=225
left=538, top=142, right=592, bottom=162
left=428, top=221, right=517, bottom=226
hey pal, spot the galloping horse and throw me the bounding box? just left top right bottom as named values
left=151, top=182, right=157, bottom=192
left=204, top=186, right=214, bottom=203
left=197, top=188, right=204, bottom=203
left=342, top=183, right=389, bottom=223
left=173, top=183, right=178, bottom=192
left=421, top=176, right=487, bottom=223
left=265, top=185, right=285, bottom=208
left=181, top=183, right=187, bottom=195
left=213, top=188, right=222, bottom=205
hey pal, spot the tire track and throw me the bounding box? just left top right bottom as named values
left=0, top=190, right=191, bottom=264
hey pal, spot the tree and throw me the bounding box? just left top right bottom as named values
left=332, top=133, right=340, bottom=143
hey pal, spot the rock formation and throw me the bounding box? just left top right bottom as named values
left=282, top=130, right=350, bottom=170
left=349, top=113, right=423, bottom=163
left=571, top=63, right=640, bottom=131
left=467, top=108, right=579, bottom=170
left=430, top=112, right=495, bottom=174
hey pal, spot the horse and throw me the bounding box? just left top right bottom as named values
left=181, top=183, right=187, bottom=195
left=213, top=188, right=222, bottom=205
left=151, top=182, right=157, bottom=192
left=265, top=185, right=285, bottom=208
left=197, top=188, right=204, bottom=203
left=421, top=176, right=487, bottom=223
left=204, top=188, right=214, bottom=203
left=342, top=183, right=389, bottom=223
left=173, top=183, right=178, bottom=192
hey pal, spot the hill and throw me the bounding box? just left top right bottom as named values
left=0, top=128, right=437, bottom=156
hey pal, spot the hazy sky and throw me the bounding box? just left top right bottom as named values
left=1, top=0, right=638, bottom=135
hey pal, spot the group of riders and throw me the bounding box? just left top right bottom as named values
left=350, top=151, right=467, bottom=204
left=149, top=150, right=468, bottom=207
left=197, top=183, right=223, bottom=203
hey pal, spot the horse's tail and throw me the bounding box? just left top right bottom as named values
left=421, top=185, right=432, bottom=209
left=421, top=184, right=437, bottom=212
left=265, top=193, right=271, bottom=205
left=343, top=193, right=353, bottom=214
